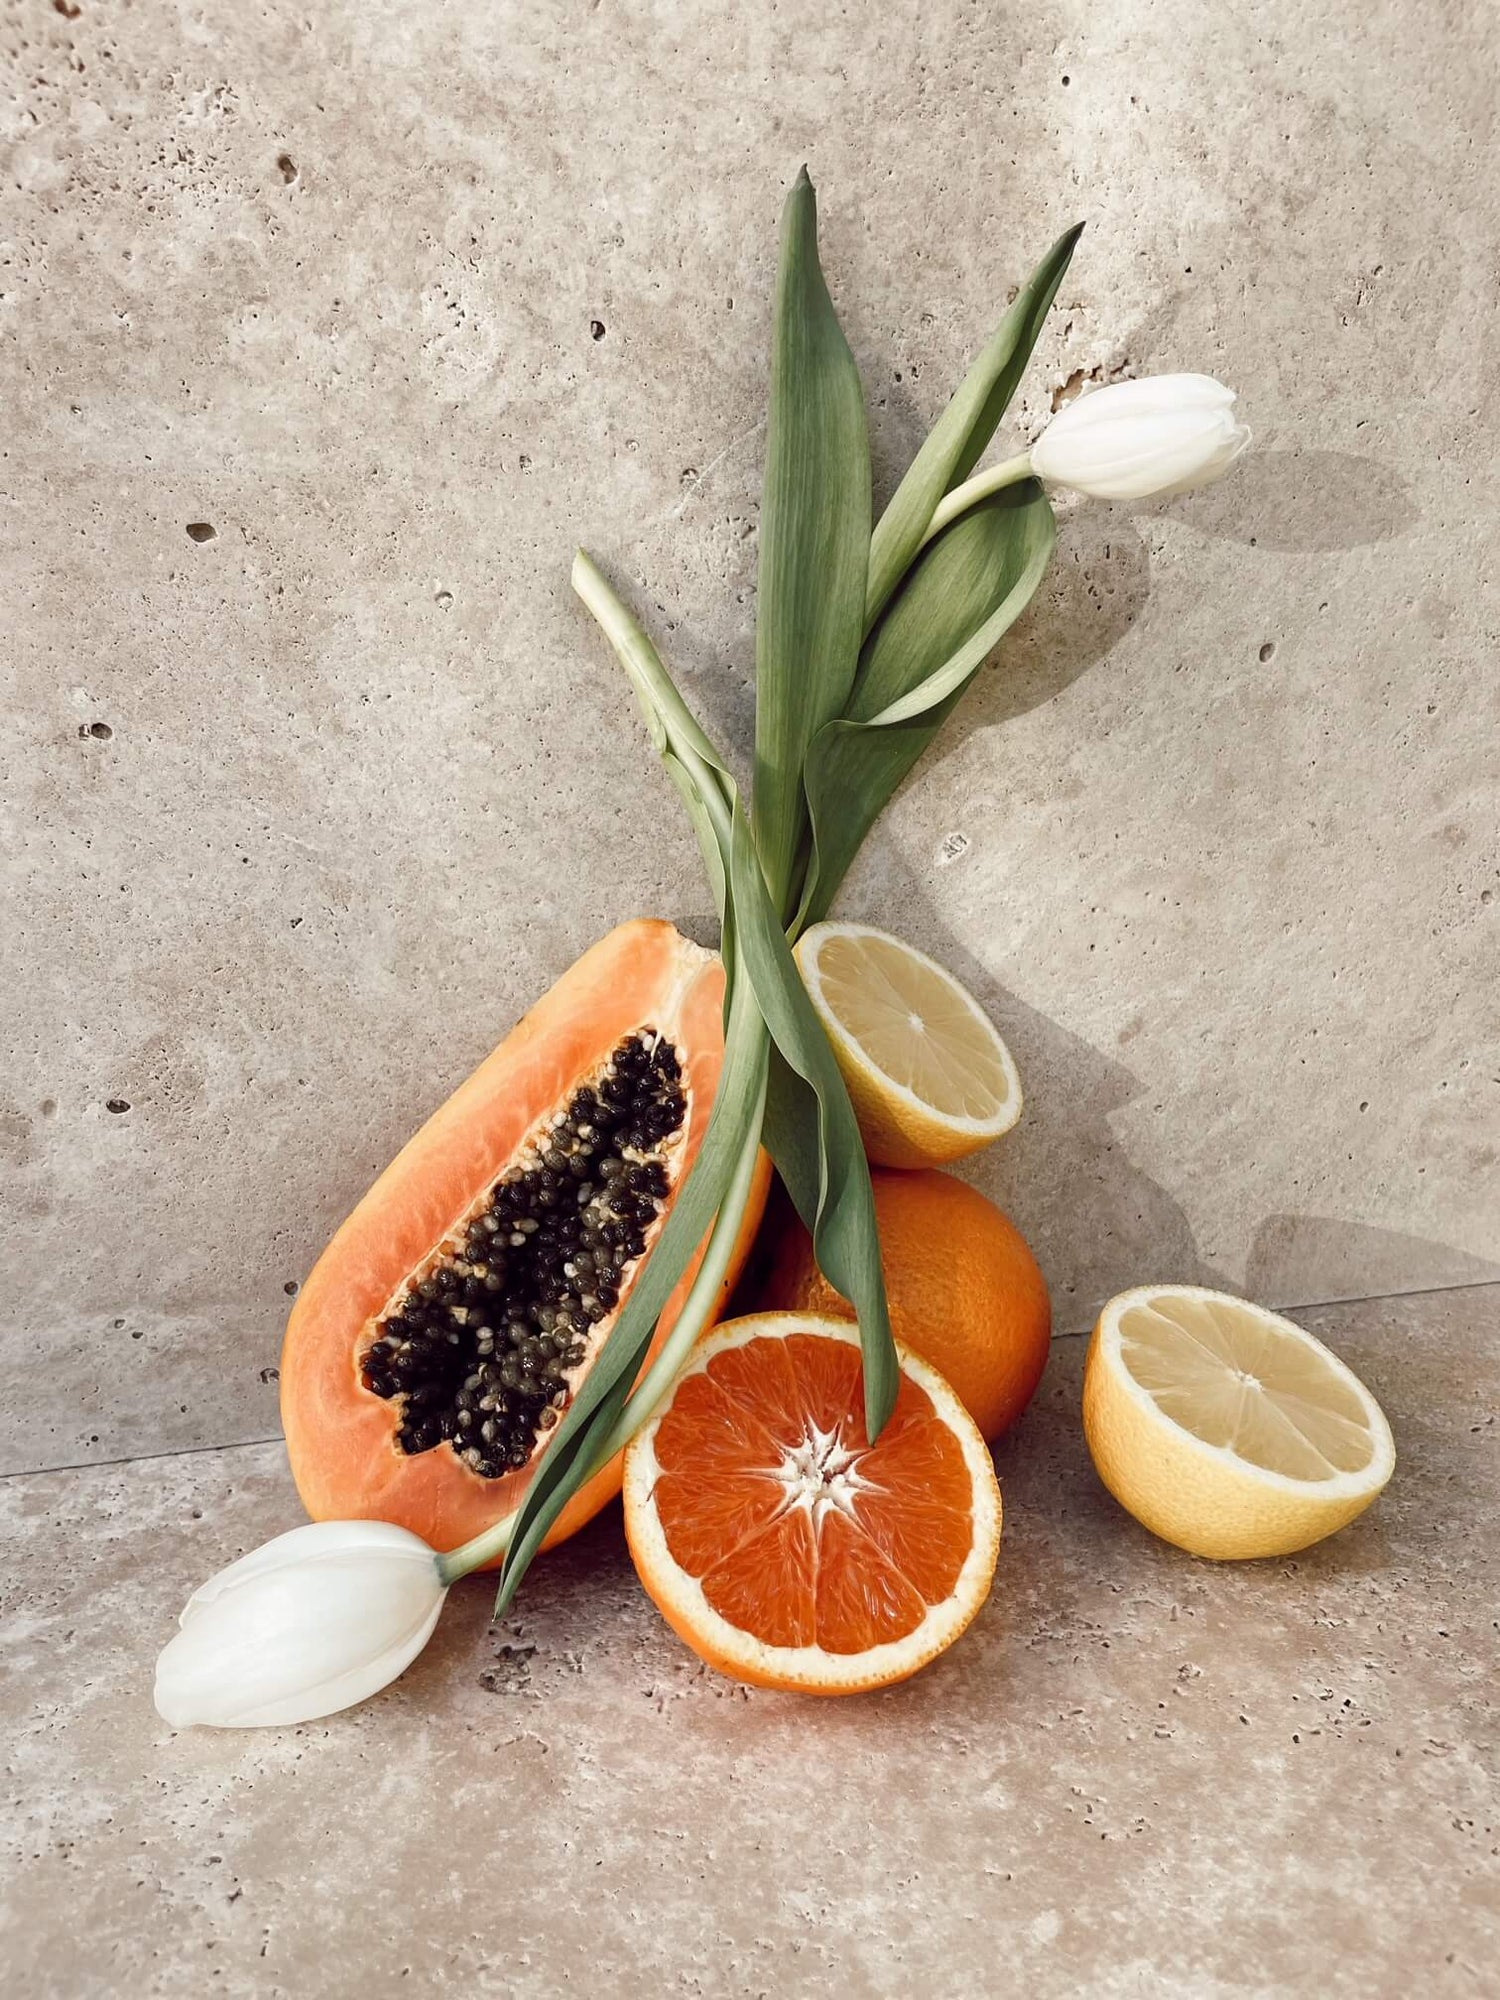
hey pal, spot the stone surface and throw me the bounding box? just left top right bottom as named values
left=2, top=1287, right=1496, bottom=1998
left=3, top=0, right=1497, bottom=1470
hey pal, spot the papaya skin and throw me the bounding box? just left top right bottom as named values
left=280, top=919, right=770, bottom=1565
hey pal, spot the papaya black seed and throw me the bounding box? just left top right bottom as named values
left=359, top=1030, right=685, bottom=1474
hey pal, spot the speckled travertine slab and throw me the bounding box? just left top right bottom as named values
left=3, top=1287, right=1495, bottom=1998
left=3, top=0, right=1497, bottom=1473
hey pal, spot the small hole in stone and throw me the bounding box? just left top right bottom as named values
left=40, top=1098, right=57, bottom=1117
left=131, top=1328, right=144, bottom=1339
left=590, top=319, right=606, bottom=341
left=113, top=1318, right=125, bottom=1329
left=434, top=589, right=453, bottom=609
left=85, top=720, right=113, bottom=739
left=1050, top=366, right=1101, bottom=413
left=186, top=522, right=217, bottom=543
left=1258, top=641, right=1276, bottom=663
left=105, top=1098, right=130, bottom=1114
left=283, top=1280, right=299, bottom=1296
left=1062, top=73, right=1071, bottom=84
left=1359, top=1100, right=1369, bottom=1111
left=54, top=0, right=82, bottom=15
left=277, top=153, right=298, bottom=184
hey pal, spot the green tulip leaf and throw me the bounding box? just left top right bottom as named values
left=865, top=225, right=1081, bottom=629
left=753, top=169, right=872, bottom=919
left=726, top=808, right=898, bottom=1440
left=798, top=481, right=1056, bottom=930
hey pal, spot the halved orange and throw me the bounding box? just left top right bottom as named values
left=622, top=1313, right=1002, bottom=1694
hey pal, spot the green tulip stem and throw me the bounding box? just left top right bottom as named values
left=434, top=1070, right=768, bottom=1588
left=918, top=451, right=1035, bottom=551
left=594, top=1095, right=768, bottom=1455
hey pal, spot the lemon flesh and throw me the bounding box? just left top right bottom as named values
left=1083, top=1286, right=1395, bottom=1560
left=796, top=922, right=1022, bottom=1168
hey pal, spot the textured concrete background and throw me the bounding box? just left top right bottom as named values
left=4, top=1291, right=1497, bottom=1996
left=3, top=0, right=1498, bottom=1473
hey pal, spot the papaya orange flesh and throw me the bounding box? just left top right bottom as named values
left=280, top=919, right=769, bottom=1564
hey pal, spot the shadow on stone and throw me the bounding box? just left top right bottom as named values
left=1145, top=448, right=1416, bottom=553
left=1244, top=1213, right=1500, bottom=1309
left=837, top=849, right=1228, bottom=1332
left=954, top=502, right=1151, bottom=745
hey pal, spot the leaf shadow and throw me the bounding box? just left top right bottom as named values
left=955, top=501, right=1151, bottom=744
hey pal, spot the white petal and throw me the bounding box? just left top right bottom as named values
left=1042, top=372, right=1236, bottom=441
left=1033, top=407, right=1246, bottom=500
left=209, top=1588, right=447, bottom=1728
left=1032, top=408, right=1201, bottom=494
left=1149, top=422, right=1253, bottom=496
left=180, top=1521, right=434, bottom=1626
left=155, top=1530, right=446, bottom=1728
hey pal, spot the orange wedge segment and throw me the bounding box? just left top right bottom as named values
left=623, top=1314, right=1002, bottom=1693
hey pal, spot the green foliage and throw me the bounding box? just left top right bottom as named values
left=491, top=179, right=1082, bottom=1606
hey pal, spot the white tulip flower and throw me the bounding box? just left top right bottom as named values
left=1027, top=373, right=1250, bottom=500
left=917, top=373, right=1249, bottom=548
left=154, top=1520, right=448, bottom=1728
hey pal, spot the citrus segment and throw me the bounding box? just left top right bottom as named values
left=1083, top=1285, right=1396, bottom=1560
left=624, top=1315, right=1001, bottom=1693
left=811, top=1512, right=929, bottom=1652
left=701, top=1513, right=818, bottom=1649
left=795, top=921, right=1023, bottom=1167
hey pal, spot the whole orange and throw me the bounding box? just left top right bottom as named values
left=760, top=1168, right=1051, bottom=1441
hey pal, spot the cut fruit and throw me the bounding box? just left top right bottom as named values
left=758, top=1166, right=1050, bottom=1441
left=623, top=1313, right=1002, bottom=1693
left=794, top=921, right=1022, bottom=1168
left=280, top=920, right=770, bottom=1563
left=1083, top=1285, right=1396, bottom=1560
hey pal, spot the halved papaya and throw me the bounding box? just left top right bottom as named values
left=281, top=919, right=769, bottom=1562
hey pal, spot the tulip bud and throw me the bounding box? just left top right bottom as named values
left=154, top=1521, right=448, bottom=1728
left=1029, top=373, right=1249, bottom=500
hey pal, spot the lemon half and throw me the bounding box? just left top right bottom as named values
left=1083, top=1285, right=1395, bottom=1560
left=795, top=921, right=1023, bottom=1168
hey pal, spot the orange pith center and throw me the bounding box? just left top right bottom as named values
left=651, top=1333, right=977, bottom=1654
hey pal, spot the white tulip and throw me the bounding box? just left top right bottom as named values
left=1028, top=373, right=1250, bottom=500
left=154, top=1520, right=448, bottom=1728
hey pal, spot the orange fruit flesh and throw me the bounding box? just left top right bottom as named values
left=650, top=1332, right=977, bottom=1654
